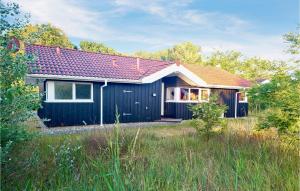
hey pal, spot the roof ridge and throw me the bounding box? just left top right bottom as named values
left=26, top=43, right=174, bottom=64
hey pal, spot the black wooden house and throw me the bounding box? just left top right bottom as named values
left=25, top=44, right=251, bottom=127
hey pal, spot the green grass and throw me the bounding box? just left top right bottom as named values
left=1, top=118, right=299, bottom=191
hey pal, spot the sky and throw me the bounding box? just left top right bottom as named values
left=14, top=0, right=299, bottom=60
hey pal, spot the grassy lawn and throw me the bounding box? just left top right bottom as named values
left=1, top=118, right=299, bottom=191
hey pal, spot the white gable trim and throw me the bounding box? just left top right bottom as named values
left=27, top=65, right=250, bottom=89
left=141, top=64, right=207, bottom=86
left=27, top=74, right=141, bottom=83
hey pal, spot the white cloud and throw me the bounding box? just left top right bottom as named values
left=110, top=0, right=250, bottom=33
left=13, top=0, right=290, bottom=60
left=16, top=0, right=112, bottom=41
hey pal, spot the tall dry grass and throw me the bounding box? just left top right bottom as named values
left=1, top=118, right=299, bottom=190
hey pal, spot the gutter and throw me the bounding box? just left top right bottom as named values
left=100, top=80, right=108, bottom=126
left=26, top=74, right=141, bottom=84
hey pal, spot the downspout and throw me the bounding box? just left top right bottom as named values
left=234, top=92, right=238, bottom=118
left=100, top=80, right=108, bottom=126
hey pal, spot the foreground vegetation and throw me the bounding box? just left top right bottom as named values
left=1, top=119, right=299, bottom=191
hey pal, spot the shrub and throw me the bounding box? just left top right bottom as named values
left=0, top=2, right=40, bottom=165
left=189, top=95, right=228, bottom=140
left=248, top=71, right=300, bottom=133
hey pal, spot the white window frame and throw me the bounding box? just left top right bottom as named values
left=165, top=87, right=210, bottom=103
left=45, top=81, right=93, bottom=103
left=199, top=88, right=210, bottom=102
left=166, top=87, right=176, bottom=101
left=237, top=92, right=248, bottom=103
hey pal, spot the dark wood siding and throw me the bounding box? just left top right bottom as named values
left=211, top=88, right=237, bottom=118
left=162, top=76, right=194, bottom=87
left=162, top=76, right=248, bottom=119
left=38, top=80, right=162, bottom=127
left=103, top=80, right=162, bottom=123
left=237, top=103, right=248, bottom=117
left=38, top=81, right=102, bottom=127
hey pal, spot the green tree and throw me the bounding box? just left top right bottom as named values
left=205, top=50, right=242, bottom=74
left=132, top=41, right=202, bottom=64
left=17, top=23, right=74, bottom=48
left=205, top=50, right=288, bottom=82
left=168, top=42, right=202, bottom=64
left=247, top=71, right=300, bottom=133
left=80, top=40, right=120, bottom=55
left=284, top=31, right=300, bottom=55
left=134, top=50, right=169, bottom=60
left=239, top=58, right=288, bottom=82
left=284, top=30, right=300, bottom=65
left=0, top=2, right=40, bottom=163
left=189, top=95, right=228, bottom=140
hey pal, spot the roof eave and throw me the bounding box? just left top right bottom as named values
left=26, top=74, right=143, bottom=84
left=206, top=84, right=251, bottom=89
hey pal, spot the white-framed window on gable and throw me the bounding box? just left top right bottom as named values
left=165, top=87, right=210, bottom=103
left=46, top=81, right=93, bottom=102
left=237, top=92, right=247, bottom=103
left=190, top=88, right=199, bottom=101
left=200, top=89, right=210, bottom=102
left=166, top=87, right=175, bottom=101
left=180, top=88, right=189, bottom=101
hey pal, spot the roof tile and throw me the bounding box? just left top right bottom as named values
left=26, top=44, right=173, bottom=80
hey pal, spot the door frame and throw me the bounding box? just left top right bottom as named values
left=161, top=82, right=164, bottom=116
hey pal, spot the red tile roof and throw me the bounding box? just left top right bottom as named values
left=184, top=64, right=251, bottom=87
left=25, top=44, right=173, bottom=80
left=25, top=44, right=251, bottom=87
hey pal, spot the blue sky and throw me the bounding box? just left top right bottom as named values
left=16, top=0, right=299, bottom=60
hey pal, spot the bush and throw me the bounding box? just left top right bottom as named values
left=0, top=2, right=40, bottom=165
left=248, top=71, right=300, bottom=133
left=189, top=95, right=228, bottom=140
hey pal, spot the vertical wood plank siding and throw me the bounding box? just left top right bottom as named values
left=38, top=81, right=102, bottom=127
left=38, top=80, right=162, bottom=127
left=162, top=76, right=248, bottom=119
left=38, top=76, right=248, bottom=127
left=103, top=80, right=162, bottom=124
left=210, top=88, right=237, bottom=118
left=237, top=103, right=248, bottom=117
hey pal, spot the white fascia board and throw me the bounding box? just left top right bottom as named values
left=141, top=64, right=207, bottom=86
left=27, top=74, right=141, bottom=84
left=206, top=85, right=250, bottom=90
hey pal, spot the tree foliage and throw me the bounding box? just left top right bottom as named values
left=189, top=95, right=228, bottom=140
left=80, top=40, right=120, bottom=55
left=134, top=50, right=169, bottom=60
left=0, top=2, right=40, bottom=158
left=238, top=58, right=288, bottom=81
left=133, top=41, right=201, bottom=64
left=205, top=50, right=242, bottom=74
left=168, top=42, right=202, bottom=64
left=17, top=23, right=74, bottom=48
left=247, top=71, right=300, bottom=132
left=284, top=31, right=300, bottom=55
left=283, top=30, right=300, bottom=65
left=204, top=51, right=288, bottom=82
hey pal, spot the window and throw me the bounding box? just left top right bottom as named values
left=76, top=84, right=91, bottom=99
left=190, top=89, right=199, bottom=101
left=54, top=82, right=72, bottom=99
left=200, top=89, right=209, bottom=101
left=47, top=81, right=93, bottom=102
left=165, top=87, right=210, bottom=103
left=237, top=92, right=247, bottom=103
left=180, top=88, right=189, bottom=101
left=166, top=87, right=175, bottom=101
